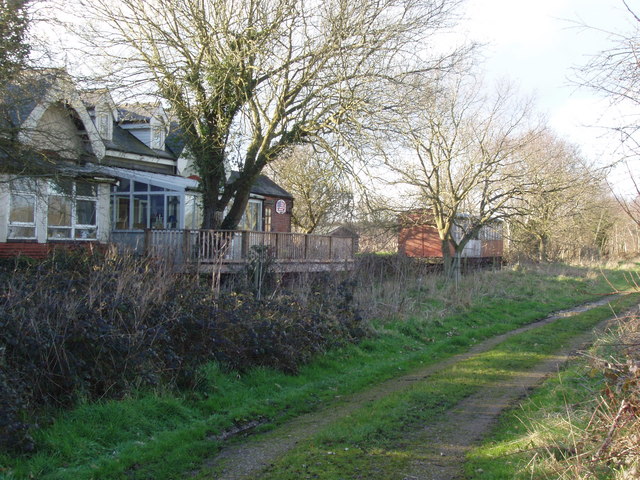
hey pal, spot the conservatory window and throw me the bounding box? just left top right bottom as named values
left=184, top=194, right=203, bottom=230
left=111, top=179, right=182, bottom=230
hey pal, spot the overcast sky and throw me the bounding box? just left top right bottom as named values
left=460, top=0, right=636, bottom=194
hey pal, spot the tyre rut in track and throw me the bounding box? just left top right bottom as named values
left=196, top=295, right=619, bottom=480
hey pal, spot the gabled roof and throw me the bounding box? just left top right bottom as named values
left=227, top=171, right=293, bottom=199
left=252, top=174, right=293, bottom=199
left=165, top=123, right=186, bottom=158
left=118, top=103, right=169, bottom=125
left=80, top=89, right=119, bottom=119
left=185, top=171, right=292, bottom=198
left=118, top=104, right=155, bottom=123
left=107, top=124, right=176, bottom=160
left=0, top=70, right=65, bottom=130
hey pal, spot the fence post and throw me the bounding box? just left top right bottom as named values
left=304, top=234, right=309, bottom=260
left=241, top=230, right=249, bottom=259
left=144, top=228, right=152, bottom=256
left=329, top=235, right=333, bottom=260
left=182, top=229, right=190, bottom=262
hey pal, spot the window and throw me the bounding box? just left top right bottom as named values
left=237, top=200, right=263, bottom=231
left=184, top=194, right=203, bottom=230
left=264, top=204, right=272, bottom=232
left=480, top=223, right=502, bottom=241
left=111, top=179, right=182, bottom=230
left=47, top=180, right=97, bottom=240
left=9, top=192, right=36, bottom=239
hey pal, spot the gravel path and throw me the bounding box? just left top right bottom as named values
left=195, top=296, right=619, bottom=480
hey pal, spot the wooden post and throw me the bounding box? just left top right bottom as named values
left=144, top=228, right=151, bottom=256
left=241, top=230, right=249, bottom=259
left=182, top=229, right=190, bottom=262
left=329, top=235, right=333, bottom=260
left=304, top=234, right=309, bottom=260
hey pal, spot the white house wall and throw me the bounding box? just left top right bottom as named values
left=18, top=76, right=105, bottom=160
left=0, top=180, right=9, bottom=242
left=35, top=186, right=48, bottom=243
left=97, top=183, right=110, bottom=242
left=31, top=104, right=85, bottom=159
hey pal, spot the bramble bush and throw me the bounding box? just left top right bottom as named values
left=0, top=251, right=365, bottom=453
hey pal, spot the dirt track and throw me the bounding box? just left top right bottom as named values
left=196, top=296, right=619, bottom=480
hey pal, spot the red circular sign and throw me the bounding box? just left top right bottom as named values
left=275, top=199, right=287, bottom=214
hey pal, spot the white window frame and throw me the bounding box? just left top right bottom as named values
left=238, top=199, right=263, bottom=231
left=47, top=181, right=98, bottom=241
left=111, top=179, right=184, bottom=231
left=8, top=191, right=37, bottom=240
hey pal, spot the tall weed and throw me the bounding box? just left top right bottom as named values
left=508, top=308, right=640, bottom=479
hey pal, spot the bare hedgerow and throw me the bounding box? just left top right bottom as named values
left=0, top=250, right=365, bottom=453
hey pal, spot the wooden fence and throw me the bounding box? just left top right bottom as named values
left=111, top=229, right=357, bottom=272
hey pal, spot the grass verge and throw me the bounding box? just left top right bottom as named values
left=248, top=293, right=640, bottom=480
left=0, top=264, right=636, bottom=479
left=465, top=302, right=640, bottom=479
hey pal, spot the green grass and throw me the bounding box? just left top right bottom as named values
left=0, top=264, right=636, bottom=479
left=465, top=305, right=640, bottom=479
left=251, top=293, right=640, bottom=480
left=463, top=370, right=591, bottom=479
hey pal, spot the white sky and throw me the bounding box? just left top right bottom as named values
left=460, top=0, right=637, bottom=195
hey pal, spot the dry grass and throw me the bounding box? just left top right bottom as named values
left=349, top=255, right=613, bottom=323
left=521, top=308, right=640, bottom=479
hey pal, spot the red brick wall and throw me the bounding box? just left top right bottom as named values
left=0, top=242, right=49, bottom=259
left=0, top=242, right=105, bottom=259
left=264, top=196, right=292, bottom=233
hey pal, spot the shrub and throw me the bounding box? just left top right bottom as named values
left=0, top=251, right=366, bottom=453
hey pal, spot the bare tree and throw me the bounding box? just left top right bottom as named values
left=507, top=131, right=612, bottom=262
left=54, top=0, right=468, bottom=229
left=575, top=1, right=640, bottom=225
left=0, top=0, right=29, bottom=84
left=577, top=1, right=640, bottom=134
left=267, top=145, right=353, bottom=233
left=379, top=76, right=540, bottom=278
left=0, top=0, right=35, bottom=174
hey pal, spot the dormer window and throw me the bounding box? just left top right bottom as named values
left=96, top=109, right=113, bottom=141
left=98, top=113, right=108, bottom=136
left=151, top=125, right=165, bottom=150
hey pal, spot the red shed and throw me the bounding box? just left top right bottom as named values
left=398, top=210, right=503, bottom=261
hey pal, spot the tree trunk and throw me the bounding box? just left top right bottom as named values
left=201, top=189, right=223, bottom=230
left=198, top=149, right=226, bottom=230
left=538, top=234, right=548, bottom=263
left=442, top=239, right=461, bottom=283
left=220, top=172, right=259, bottom=230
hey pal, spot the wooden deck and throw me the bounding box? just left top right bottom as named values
left=110, top=229, right=357, bottom=273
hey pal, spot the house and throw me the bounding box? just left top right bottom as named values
left=0, top=72, right=293, bottom=258
left=398, top=210, right=503, bottom=261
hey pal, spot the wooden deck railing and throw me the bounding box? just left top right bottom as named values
left=111, top=229, right=357, bottom=268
